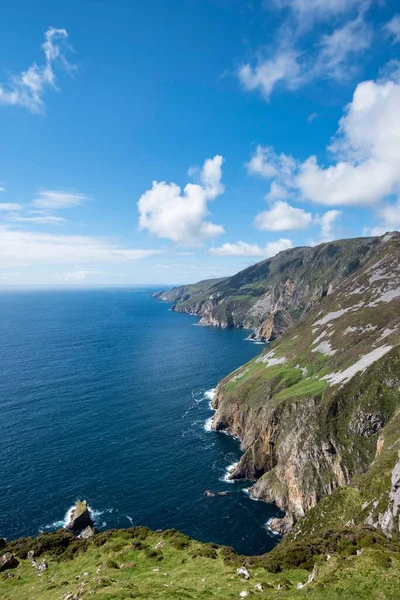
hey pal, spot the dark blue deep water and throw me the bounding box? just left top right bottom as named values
left=0, top=288, right=280, bottom=555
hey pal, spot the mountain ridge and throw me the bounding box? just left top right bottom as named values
left=156, top=234, right=394, bottom=341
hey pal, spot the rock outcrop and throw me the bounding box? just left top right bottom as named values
left=65, top=500, right=94, bottom=533
left=0, top=552, right=19, bottom=571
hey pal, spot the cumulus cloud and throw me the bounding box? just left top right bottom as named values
left=254, top=200, right=312, bottom=231
left=385, top=14, right=400, bottom=43
left=137, top=155, right=225, bottom=244
left=209, top=238, right=293, bottom=257
left=0, top=226, right=161, bottom=268
left=247, top=74, right=400, bottom=208
left=0, top=27, right=75, bottom=113
left=33, top=190, right=88, bottom=209
left=296, top=77, right=400, bottom=206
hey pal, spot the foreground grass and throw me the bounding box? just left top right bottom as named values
left=1, top=527, right=400, bottom=599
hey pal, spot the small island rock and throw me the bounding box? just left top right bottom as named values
left=65, top=500, right=94, bottom=533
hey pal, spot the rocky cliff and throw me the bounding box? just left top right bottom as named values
left=210, top=232, right=400, bottom=534
left=157, top=235, right=388, bottom=340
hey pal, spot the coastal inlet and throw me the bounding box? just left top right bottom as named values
left=0, top=288, right=280, bottom=555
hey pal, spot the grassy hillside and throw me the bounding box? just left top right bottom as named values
left=1, top=525, right=400, bottom=599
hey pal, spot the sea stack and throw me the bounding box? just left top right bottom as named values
left=65, top=500, right=94, bottom=533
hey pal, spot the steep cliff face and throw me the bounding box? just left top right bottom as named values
left=157, top=235, right=387, bottom=339
left=211, top=233, right=400, bottom=534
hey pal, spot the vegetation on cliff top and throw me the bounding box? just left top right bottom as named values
left=1, top=524, right=400, bottom=599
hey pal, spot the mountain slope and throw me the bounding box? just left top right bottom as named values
left=157, top=235, right=388, bottom=340
left=210, top=232, right=400, bottom=534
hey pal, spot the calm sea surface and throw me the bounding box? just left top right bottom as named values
left=0, top=288, right=280, bottom=554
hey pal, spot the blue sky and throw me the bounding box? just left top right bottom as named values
left=0, top=0, right=400, bottom=285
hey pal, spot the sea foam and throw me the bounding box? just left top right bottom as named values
left=204, top=416, right=214, bottom=432
left=221, top=461, right=239, bottom=483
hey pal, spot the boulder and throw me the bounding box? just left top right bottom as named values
left=0, top=539, right=6, bottom=550
left=0, top=552, right=19, bottom=571
left=237, top=567, right=250, bottom=580
left=65, top=500, right=94, bottom=533
left=78, top=526, right=96, bottom=540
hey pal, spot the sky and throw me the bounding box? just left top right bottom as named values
left=0, top=0, right=400, bottom=286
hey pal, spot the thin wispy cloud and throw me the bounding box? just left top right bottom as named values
left=10, top=214, right=66, bottom=225
left=0, top=226, right=162, bottom=268
left=33, top=190, right=88, bottom=209
left=385, top=14, right=400, bottom=44
left=0, top=203, right=22, bottom=211
left=238, top=2, right=373, bottom=100
left=0, top=27, right=75, bottom=113
left=55, top=270, right=101, bottom=281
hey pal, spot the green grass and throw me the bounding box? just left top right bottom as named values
left=275, top=377, right=329, bottom=400
left=1, top=527, right=400, bottom=599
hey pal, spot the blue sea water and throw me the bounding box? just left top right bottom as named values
left=0, top=288, right=280, bottom=555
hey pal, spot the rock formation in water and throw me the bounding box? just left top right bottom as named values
left=65, top=500, right=94, bottom=533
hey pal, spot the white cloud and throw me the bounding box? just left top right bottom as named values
left=0, top=226, right=161, bottom=268
left=0, top=203, right=22, bottom=211
left=238, top=50, right=301, bottom=101
left=314, top=14, right=372, bottom=81
left=318, top=209, right=342, bottom=241
left=10, top=214, right=66, bottom=224
left=33, top=190, right=88, bottom=209
left=0, top=27, right=75, bottom=113
left=137, top=155, right=225, bottom=244
left=385, top=14, right=400, bottom=43
left=209, top=238, right=293, bottom=257
left=295, top=77, right=400, bottom=206
left=254, top=200, right=312, bottom=231
left=238, top=4, right=372, bottom=101
left=271, top=0, right=366, bottom=24
left=55, top=270, right=101, bottom=281
left=379, top=198, right=400, bottom=229
left=249, top=75, right=400, bottom=208
left=246, top=145, right=296, bottom=182
left=362, top=226, right=388, bottom=237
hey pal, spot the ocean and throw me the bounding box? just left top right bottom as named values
left=0, top=287, right=280, bottom=555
